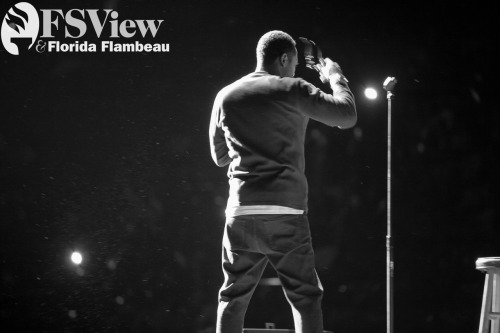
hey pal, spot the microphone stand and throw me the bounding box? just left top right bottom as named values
left=383, top=76, right=397, bottom=333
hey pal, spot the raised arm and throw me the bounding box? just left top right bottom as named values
left=298, top=58, right=357, bottom=129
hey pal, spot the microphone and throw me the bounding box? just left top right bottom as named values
left=383, top=77, right=398, bottom=92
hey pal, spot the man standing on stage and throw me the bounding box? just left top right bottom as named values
left=209, top=30, right=357, bottom=333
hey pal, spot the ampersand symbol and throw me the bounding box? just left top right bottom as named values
left=35, top=40, right=46, bottom=53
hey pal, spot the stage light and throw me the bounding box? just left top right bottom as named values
left=364, top=87, right=378, bottom=100
left=68, top=310, right=77, bottom=319
left=260, top=277, right=281, bottom=286
left=71, top=251, right=83, bottom=265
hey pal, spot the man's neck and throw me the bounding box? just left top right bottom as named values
left=256, top=64, right=279, bottom=76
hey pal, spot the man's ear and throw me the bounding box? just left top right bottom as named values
left=280, top=53, right=288, bottom=66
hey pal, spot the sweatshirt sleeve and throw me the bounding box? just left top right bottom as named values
left=297, top=78, right=357, bottom=129
left=209, top=91, right=231, bottom=167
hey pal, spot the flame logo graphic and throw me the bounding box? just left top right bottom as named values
left=1, top=2, right=39, bottom=55
left=5, top=5, right=29, bottom=34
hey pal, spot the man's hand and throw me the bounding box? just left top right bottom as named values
left=319, top=58, right=348, bottom=84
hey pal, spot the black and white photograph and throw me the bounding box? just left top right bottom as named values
left=1, top=0, right=497, bottom=332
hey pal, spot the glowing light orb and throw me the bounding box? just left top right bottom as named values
left=71, top=251, right=83, bottom=265
left=364, top=87, right=378, bottom=100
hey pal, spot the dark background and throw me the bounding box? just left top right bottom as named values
left=1, top=0, right=498, bottom=332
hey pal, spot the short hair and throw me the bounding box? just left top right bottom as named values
left=256, top=30, right=296, bottom=66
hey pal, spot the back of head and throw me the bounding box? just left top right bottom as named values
left=256, top=30, right=296, bottom=67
